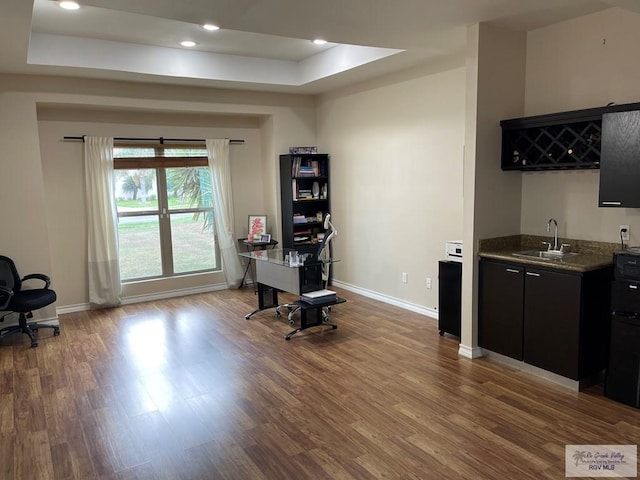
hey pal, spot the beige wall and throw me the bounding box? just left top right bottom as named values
left=0, top=74, right=317, bottom=312
left=461, top=23, right=526, bottom=356
left=0, top=92, right=56, bottom=322
left=37, top=109, right=265, bottom=307
left=317, top=62, right=466, bottom=312
left=522, top=7, right=640, bottom=244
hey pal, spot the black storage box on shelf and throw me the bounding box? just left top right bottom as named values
left=500, top=101, right=640, bottom=171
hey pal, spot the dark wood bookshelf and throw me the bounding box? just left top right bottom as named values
left=280, top=154, right=330, bottom=253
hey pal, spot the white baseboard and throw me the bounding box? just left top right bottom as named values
left=458, top=344, right=484, bottom=359
left=120, top=283, right=228, bottom=305
left=331, top=279, right=438, bottom=319
left=56, top=282, right=228, bottom=315
left=56, top=303, right=90, bottom=315
left=58, top=280, right=437, bottom=320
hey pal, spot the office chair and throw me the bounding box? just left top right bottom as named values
left=0, top=255, right=60, bottom=348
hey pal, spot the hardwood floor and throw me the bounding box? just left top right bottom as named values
left=1, top=286, right=638, bottom=479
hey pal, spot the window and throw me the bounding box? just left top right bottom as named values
left=113, top=145, right=220, bottom=281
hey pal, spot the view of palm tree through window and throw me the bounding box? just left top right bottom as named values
left=113, top=147, right=219, bottom=281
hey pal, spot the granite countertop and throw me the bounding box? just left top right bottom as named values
left=478, top=235, right=616, bottom=273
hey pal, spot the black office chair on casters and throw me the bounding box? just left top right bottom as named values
left=0, top=255, right=59, bottom=348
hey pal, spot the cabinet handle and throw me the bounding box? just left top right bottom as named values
left=630, top=285, right=638, bottom=290
left=601, top=201, right=622, bottom=206
left=526, top=272, right=541, bottom=277
left=505, top=268, right=520, bottom=273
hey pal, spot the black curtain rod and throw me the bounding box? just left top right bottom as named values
left=63, top=136, right=244, bottom=144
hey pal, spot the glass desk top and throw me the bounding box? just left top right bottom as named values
left=238, top=248, right=338, bottom=268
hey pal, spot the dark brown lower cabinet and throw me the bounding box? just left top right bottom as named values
left=479, top=260, right=524, bottom=360
left=523, top=268, right=581, bottom=378
left=479, top=259, right=612, bottom=381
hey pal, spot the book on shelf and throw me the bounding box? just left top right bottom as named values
left=298, top=171, right=316, bottom=177
left=293, top=214, right=307, bottom=224
left=291, top=156, right=323, bottom=177
left=294, top=236, right=310, bottom=242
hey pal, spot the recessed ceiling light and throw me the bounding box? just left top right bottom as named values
left=202, top=24, right=220, bottom=31
left=313, top=39, right=327, bottom=45
left=58, top=1, right=80, bottom=10
left=180, top=41, right=197, bottom=47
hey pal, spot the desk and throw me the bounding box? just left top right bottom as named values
left=239, top=238, right=278, bottom=288
left=239, top=248, right=343, bottom=339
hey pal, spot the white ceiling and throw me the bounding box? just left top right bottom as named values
left=0, top=0, right=637, bottom=94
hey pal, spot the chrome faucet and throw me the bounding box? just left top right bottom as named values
left=547, top=218, right=559, bottom=251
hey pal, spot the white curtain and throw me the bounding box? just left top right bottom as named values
left=84, top=136, right=122, bottom=307
left=206, top=139, right=243, bottom=288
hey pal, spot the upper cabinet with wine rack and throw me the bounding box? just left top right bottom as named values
left=500, top=102, right=640, bottom=171
left=279, top=154, right=330, bottom=252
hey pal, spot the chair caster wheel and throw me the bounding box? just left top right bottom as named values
left=288, top=319, right=295, bottom=326
left=31, top=342, right=38, bottom=348
left=439, top=331, right=444, bottom=336
left=54, top=328, right=60, bottom=336
left=275, top=311, right=281, bottom=318
left=244, top=314, right=251, bottom=320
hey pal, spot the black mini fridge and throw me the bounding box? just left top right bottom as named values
left=605, top=274, right=640, bottom=408
left=604, top=252, right=640, bottom=408
left=605, top=313, right=640, bottom=407
left=438, top=260, right=461, bottom=337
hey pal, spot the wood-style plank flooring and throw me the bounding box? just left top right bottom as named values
left=1, top=286, right=639, bottom=479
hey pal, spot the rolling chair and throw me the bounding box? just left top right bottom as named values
left=0, top=255, right=60, bottom=348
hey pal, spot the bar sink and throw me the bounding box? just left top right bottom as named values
left=512, top=250, right=581, bottom=261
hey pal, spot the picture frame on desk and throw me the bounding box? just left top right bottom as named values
left=248, top=215, right=267, bottom=242
left=259, top=234, right=271, bottom=243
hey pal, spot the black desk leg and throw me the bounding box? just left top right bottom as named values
left=285, top=306, right=337, bottom=340
left=245, top=283, right=279, bottom=319
left=240, top=259, right=251, bottom=288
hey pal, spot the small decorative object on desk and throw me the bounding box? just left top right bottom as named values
left=289, top=146, right=318, bottom=154
left=248, top=215, right=267, bottom=241
left=259, top=234, right=271, bottom=243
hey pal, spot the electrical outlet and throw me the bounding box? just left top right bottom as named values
left=620, top=225, right=630, bottom=241
left=402, top=272, right=408, bottom=284
left=426, top=277, right=432, bottom=289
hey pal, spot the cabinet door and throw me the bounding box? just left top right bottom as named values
left=599, top=110, right=640, bottom=207
left=479, top=260, right=524, bottom=360
left=523, top=268, right=581, bottom=379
